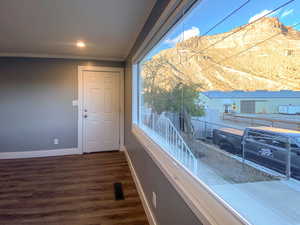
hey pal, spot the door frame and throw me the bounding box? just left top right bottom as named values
left=78, top=66, right=124, bottom=154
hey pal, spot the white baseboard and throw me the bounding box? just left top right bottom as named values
left=124, top=146, right=158, bottom=225
left=0, top=148, right=81, bottom=159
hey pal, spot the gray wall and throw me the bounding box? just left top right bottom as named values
left=124, top=1, right=203, bottom=225
left=0, top=57, right=123, bottom=152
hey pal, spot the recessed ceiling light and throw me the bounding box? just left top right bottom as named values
left=76, top=41, right=86, bottom=48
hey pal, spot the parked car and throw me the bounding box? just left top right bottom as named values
left=213, top=126, right=300, bottom=179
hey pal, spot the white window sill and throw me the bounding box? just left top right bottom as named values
left=132, top=123, right=249, bottom=225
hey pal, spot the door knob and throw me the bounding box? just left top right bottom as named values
left=84, top=115, right=88, bottom=118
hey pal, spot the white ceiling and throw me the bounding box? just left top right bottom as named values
left=0, top=0, right=156, bottom=61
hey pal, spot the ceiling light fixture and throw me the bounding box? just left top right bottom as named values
left=76, top=41, right=86, bottom=48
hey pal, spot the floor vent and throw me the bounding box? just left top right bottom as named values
left=114, top=182, right=125, bottom=200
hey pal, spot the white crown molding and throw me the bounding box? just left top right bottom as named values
left=0, top=52, right=125, bottom=62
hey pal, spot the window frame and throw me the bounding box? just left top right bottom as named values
left=131, top=1, right=251, bottom=225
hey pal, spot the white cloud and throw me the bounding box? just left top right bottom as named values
left=164, top=26, right=200, bottom=45
left=249, top=10, right=271, bottom=23
left=281, top=9, right=294, bottom=18
left=248, top=9, right=280, bottom=23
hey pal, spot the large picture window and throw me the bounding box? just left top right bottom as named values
left=136, top=0, right=300, bottom=224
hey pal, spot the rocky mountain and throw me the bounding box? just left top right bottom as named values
left=142, top=17, right=300, bottom=91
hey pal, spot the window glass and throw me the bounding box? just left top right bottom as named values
left=137, top=0, right=300, bottom=224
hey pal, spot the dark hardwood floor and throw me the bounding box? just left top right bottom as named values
left=0, top=151, right=149, bottom=225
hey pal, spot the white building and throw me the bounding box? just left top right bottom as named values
left=200, top=90, right=300, bottom=114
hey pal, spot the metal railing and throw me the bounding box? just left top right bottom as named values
left=241, top=129, right=292, bottom=179
left=191, top=118, right=232, bottom=139
left=141, top=111, right=198, bottom=174
left=192, top=118, right=294, bottom=179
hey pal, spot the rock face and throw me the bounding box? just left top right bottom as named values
left=142, top=17, right=300, bottom=91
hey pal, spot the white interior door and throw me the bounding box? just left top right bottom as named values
left=82, top=70, right=120, bottom=153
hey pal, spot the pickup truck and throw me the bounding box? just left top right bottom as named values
left=212, top=127, right=244, bottom=155
left=212, top=126, right=300, bottom=179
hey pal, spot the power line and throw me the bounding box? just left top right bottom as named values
left=201, top=0, right=251, bottom=37
left=177, top=0, right=251, bottom=56
left=142, top=0, right=298, bottom=89
left=190, top=20, right=300, bottom=79
left=178, top=0, right=296, bottom=64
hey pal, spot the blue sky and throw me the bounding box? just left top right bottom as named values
left=144, top=0, right=300, bottom=61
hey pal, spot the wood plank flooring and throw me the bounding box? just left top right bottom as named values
left=0, top=151, right=149, bottom=225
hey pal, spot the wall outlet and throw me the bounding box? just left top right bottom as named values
left=54, top=138, right=59, bottom=145
left=152, top=192, right=157, bottom=209
left=72, top=100, right=78, bottom=106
